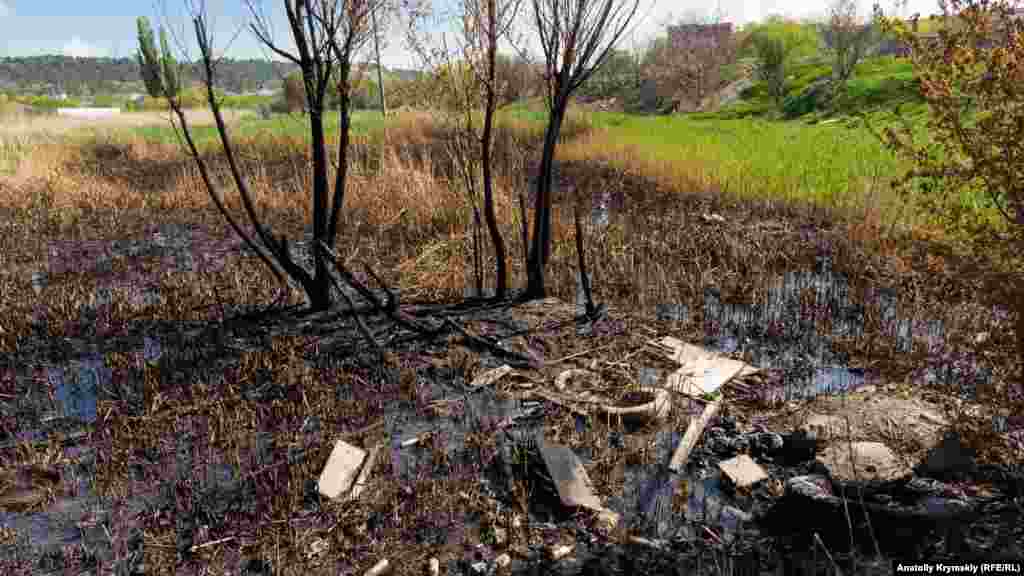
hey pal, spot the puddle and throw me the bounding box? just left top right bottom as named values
left=584, top=262, right=990, bottom=402
left=49, top=357, right=103, bottom=425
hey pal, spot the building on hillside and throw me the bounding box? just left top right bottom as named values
left=667, top=22, right=734, bottom=52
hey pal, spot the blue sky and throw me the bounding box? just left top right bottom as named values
left=1, top=0, right=945, bottom=67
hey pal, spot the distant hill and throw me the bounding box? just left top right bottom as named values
left=0, top=54, right=424, bottom=96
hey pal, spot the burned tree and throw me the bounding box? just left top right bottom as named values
left=136, top=0, right=383, bottom=312
left=406, top=0, right=521, bottom=299
left=524, top=0, right=642, bottom=298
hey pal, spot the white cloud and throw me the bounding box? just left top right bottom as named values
left=63, top=36, right=101, bottom=58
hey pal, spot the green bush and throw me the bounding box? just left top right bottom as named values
left=26, top=95, right=82, bottom=109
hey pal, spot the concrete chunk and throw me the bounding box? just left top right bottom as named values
left=818, top=441, right=912, bottom=483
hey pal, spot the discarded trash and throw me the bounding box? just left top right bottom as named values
left=318, top=440, right=368, bottom=499
left=365, top=558, right=390, bottom=576
left=538, top=440, right=623, bottom=540
left=655, top=337, right=758, bottom=398
left=600, top=387, right=672, bottom=425
left=494, top=553, right=511, bottom=569
left=470, top=364, right=513, bottom=390
left=427, top=557, right=440, bottom=576
left=541, top=441, right=604, bottom=511
left=547, top=544, right=573, bottom=561
left=550, top=369, right=671, bottom=425
left=718, top=454, right=768, bottom=490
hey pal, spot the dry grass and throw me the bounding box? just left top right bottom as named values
left=0, top=109, right=1021, bottom=574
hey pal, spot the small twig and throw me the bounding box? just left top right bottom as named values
left=190, top=535, right=235, bottom=553
left=442, top=317, right=536, bottom=368
left=813, top=532, right=843, bottom=576
left=702, top=525, right=724, bottom=546
left=320, top=240, right=439, bottom=337
left=549, top=342, right=617, bottom=365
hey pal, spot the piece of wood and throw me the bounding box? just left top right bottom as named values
left=540, top=441, right=604, bottom=511
left=668, top=399, right=720, bottom=473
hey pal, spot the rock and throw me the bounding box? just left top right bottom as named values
left=782, top=430, right=820, bottom=463
left=470, top=561, right=488, bottom=574
left=918, top=431, right=977, bottom=480
left=785, top=474, right=837, bottom=504
left=752, top=432, right=784, bottom=457
left=305, top=537, right=328, bottom=560
left=318, top=440, right=368, bottom=500
left=470, top=364, right=513, bottom=390
left=719, top=505, right=752, bottom=536
left=800, top=414, right=846, bottom=440
left=904, top=476, right=948, bottom=497
left=718, top=454, right=769, bottom=490
left=426, top=557, right=440, bottom=576
left=775, top=392, right=950, bottom=466
left=494, top=553, right=511, bottom=569
left=817, top=441, right=912, bottom=483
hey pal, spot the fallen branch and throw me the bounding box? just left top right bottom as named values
left=317, top=253, right=384, bottom=359
left=319, top=240, right=441, bottom=338
left=549, top=342, right=617, bottom=365
left=442, top=316, right=536, bottom=368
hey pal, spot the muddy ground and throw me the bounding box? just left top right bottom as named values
left=2, top=261, right=1022, bottom=576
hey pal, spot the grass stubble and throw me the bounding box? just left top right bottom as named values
left=0, top=105, right=1021, bottom=575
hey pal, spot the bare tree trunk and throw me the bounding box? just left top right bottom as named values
left=481, top=0, right=508, bottom=299
left=526, top=99, right=567, bottom=299
left=308, top=103, right=334, bottom=311
left=371, top=6, right=388, bottom=117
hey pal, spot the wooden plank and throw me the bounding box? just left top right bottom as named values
left=668, top=399, right=721, bottom=473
